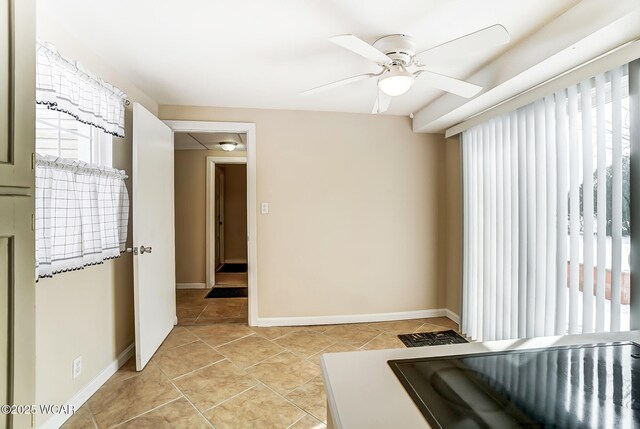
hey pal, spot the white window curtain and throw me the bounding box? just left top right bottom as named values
left=35, top=155, right=129, bottom=279
left=36, top=41, right=127, bottom=138
left=462, top=63, right=632, bottom=341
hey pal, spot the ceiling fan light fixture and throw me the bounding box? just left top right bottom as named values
left=378, top=65, right=414, bottom=97
left=219, top=141, right=238, bottom=152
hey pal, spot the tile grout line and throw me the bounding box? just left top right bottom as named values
left=166, top=378, right=217, bottom=429
left=359, top=332, right=386, bottom=350
left=176, top=300, right=209, bottom=322
left=210, top=332, right=259, bottom=350
left=259, top=331, right=297, bottom=342
left=259, top=381, right=322, bottom=425
left=88, top=407, right=100, bottom=429
left=107, top=396, right=184, bottom=429
left=192, top=303, right=211, bottom=324
left=285, top=414, right=308, bottom=429
left=197, top=332, right=256, bottom=349
left=215, top=342, right=286, bottom=371
left=200, top=383, right=259, bottom=416
left=243, top=350, right=289, bottom=371
left=154, top=337, right=201, bottom=356
left=169, top=357, right=229, bottom=382
left=286, top=411, right=326, bottom=429
left=256, top=326, right=314, bottom=342
left=240, top=346, right=322, bottom=396
left=304, top=342, right=339, bottom=364
left=283, top=373, right=322, bottom=397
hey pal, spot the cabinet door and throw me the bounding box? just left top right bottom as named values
left=0, top=235, right=9, bottom=429
left=0, top=0, right=35, bottom=190
left=0, top=0, right=36, bottom=428
left=0, top=197, right=35, bottom=429
left=0, top=0, right=8, bottom=169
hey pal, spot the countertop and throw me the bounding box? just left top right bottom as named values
left=320, top=330, right=640, bottom=429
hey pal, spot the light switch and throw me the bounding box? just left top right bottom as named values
left=261, top=202, right=269, bottom=214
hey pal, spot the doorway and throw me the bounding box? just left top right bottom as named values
left=167, top=120, right=258, bottom=326
left=210, top=160, right=248, bottom=294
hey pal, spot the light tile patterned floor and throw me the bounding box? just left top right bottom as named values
left=176, top=290, right=248, bottom=325
left=62, top=296, right=458, bottom=428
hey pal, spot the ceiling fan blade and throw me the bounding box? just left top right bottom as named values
left=329, top=34, right=391, bottom=64
left=300, top=73, right=377, bottom=96
left=415, top=24, right=510, bottom=62
left=372, top=90, right=391, bottom=114
left=416, top=69, right=482, bottom=98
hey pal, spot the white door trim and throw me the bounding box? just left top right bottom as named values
left=164, top=120, right=257, bottom=327
left=206, top=156, right=247, bottom=290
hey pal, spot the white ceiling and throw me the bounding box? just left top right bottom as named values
left=175, top=132, right=247, bottom=151
left=37, top=0, right=580, bottom=116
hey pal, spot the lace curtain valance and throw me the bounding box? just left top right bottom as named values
left=36, top=41, right=128, bottom=138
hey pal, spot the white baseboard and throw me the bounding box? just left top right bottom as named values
left=223, top=258, right=247, bottom=264
left=176, top=283, right=207, bottom=289
left=39, top=343, right=135, bottom=429
left=445, top=309, right=460, bottom=325
left=256, top=308, right=456, bottom=327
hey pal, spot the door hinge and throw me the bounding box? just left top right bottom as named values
left=31, top=152, right=35, bottom=170
left=31, top=214, right=35, bottom=231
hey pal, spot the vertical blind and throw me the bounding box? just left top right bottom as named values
left=462, top=63, right=633, bottom=341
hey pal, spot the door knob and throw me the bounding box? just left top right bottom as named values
left=140, top=245, right=153, bottom=254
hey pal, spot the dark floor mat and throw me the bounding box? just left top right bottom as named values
left=217, top=263, right=248, bottom=273
left=206, top=287, right=248, bottom=298
left=398, top=330, right=468, bottom=347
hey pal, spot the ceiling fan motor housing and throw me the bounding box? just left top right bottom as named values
left=373, top=34, right=417, bottom=65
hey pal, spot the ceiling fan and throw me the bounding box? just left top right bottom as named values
left=301, top=25, right=510, bottom=114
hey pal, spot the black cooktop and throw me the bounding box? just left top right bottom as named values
left=388, top=342, right=640, bottom=429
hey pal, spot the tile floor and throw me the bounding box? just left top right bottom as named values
left=61, top=316, right=459, bottom=429
left=214, top=272, right=248, bottom=286
left=177, top=273, right=248, bottom=325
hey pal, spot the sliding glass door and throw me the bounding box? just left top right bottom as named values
left=461, top=60, right=638, bottom=341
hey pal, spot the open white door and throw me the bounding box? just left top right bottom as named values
left=132, top=103, right=176, bottom=370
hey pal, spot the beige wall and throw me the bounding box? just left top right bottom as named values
left=163, top=105, right=449, bottom=318
left=174, top=150, right=206, bottom=283
left=222, top=164, right=247, bottom=262
left=35, top=14, right=158, bottom=428
left=443, top=137, right=462, bottom=315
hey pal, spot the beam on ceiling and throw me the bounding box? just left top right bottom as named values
left=412, top=0, right=640, bottom=134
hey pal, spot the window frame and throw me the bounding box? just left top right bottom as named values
left=35, top=105, right=112, bottom=167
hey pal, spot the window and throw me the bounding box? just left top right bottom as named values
left=460, top=62, right=636, bottom=342
left=35, top=104, right=112, bottom=166
left=573, top=69, right=631, bottom=333
left=34, top=41, right=129, bottom=280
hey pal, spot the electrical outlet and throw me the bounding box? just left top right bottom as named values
left=72, top=356, right=82, bottom=379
